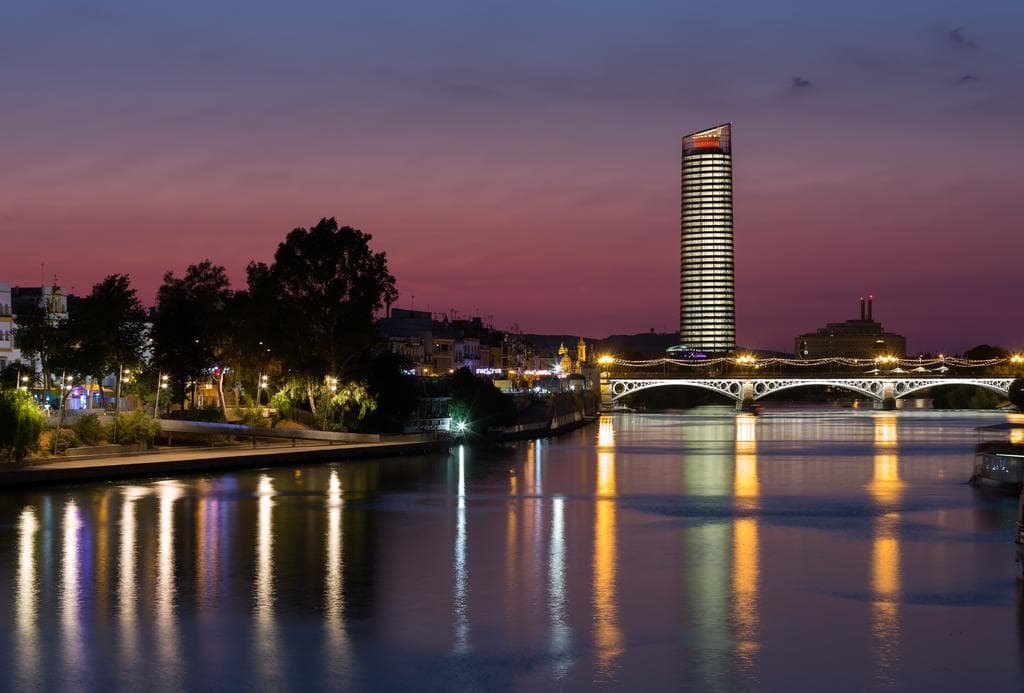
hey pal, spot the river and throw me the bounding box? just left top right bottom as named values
left=1, top=408, right=1023, bottom=691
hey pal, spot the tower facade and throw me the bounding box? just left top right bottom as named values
left=680, top=123, right=735, bottom=353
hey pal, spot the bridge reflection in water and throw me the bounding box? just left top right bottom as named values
left=869, top=414, right=903, bottom=687
left=593, top=417, right=623, bottom=679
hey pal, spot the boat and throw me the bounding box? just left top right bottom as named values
left=970, top=442, right=1024, bottom=491
left=970, top=421, right=1024, bottom=491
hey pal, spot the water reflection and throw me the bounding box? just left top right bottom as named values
left=685, top=416, right=732, bottom=688
left=118, top=488, right=143, bottom=675
left=453, top=446, right=469, bottom=653
left=732, top=414, right=760, bottom=679
left=15, top=506, right=39, bottom=688
left=0, top=411, right=1019, bottom=690
left=1009, top=413, right=1024, bottom=445
left=593, top=416, right=623, bottom=679
left=548, top=495, right=571, bottom=678
left=324, top=469, right=351, bottom=680
left=156, top=482, right=182, bottom=685
left=869, top=414, right=903, bottom=687
left=61, top=500, right=83, bottom=678
left=255, top=475, right=280, bottom=684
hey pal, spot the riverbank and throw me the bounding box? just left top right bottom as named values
left=0, top=436, right=451, bottom=488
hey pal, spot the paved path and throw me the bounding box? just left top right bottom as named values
left=0, top=436, right=451, bottom=488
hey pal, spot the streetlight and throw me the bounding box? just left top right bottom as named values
left=154, top=373, right=169, bottom=417
left=258, top=373, right=269, bottom=406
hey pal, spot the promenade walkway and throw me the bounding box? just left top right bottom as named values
left=0, top=436, right=451, bottom=488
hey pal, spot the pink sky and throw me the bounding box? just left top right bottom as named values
left=2, top=1, right=1022, bottom=353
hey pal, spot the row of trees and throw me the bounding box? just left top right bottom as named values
left=10, top=218, right=419, bottom=432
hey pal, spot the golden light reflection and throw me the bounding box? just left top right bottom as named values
left=873, top=413, right=898, bottom=448
left=597, top=415, right=615, bottom=449
left=15, top=507, right=39, bottom=687
left=156, top=482, right=182, bottom=683
left=325, top=469, right=351, bottom=677
left=732, top=414, right=760, bottom=672
left=869, top=415, right=903, bottom=686
left=255, top=474, right=280, bottom=680
left=734, top=415, right=759, bottom=503
left=593, top=449, right=623, bottom=677
left=1008, top=413, right=1024, bottom=444
left=505, top=469, right=519, bottom=624
left=61, top=500, right=83, bottom=674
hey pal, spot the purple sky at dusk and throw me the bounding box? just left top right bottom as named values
left=2, top=1, right=1023, bottom=353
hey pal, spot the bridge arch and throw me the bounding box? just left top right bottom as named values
left=609, top=379, right=741, bottom=402
left=749, top=379, right=881, bottom=402
left=893, top=379, right=1011, bottom=399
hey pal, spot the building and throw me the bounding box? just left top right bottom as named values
left=680, top=123, right=736, bottom=354
left=0, top=283, right=17, bottom=370
left=1, top=283, right=74, bottom=374
left=795, top=296, right=907, bottom=359
left=377, top=308, right=505, bottom=376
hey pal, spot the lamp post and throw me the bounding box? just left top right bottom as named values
left=53, top=372, right=73, bottom=454
left=154, top=373, right=169, bottom=417
left=258, top=373, right=269, bottom=406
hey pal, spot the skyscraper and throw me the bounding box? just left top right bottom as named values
left=680, top=123, right=735, bottom=353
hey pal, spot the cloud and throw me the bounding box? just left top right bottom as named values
left=791, top=76, right=812, bottom=89
left=947, top=27, right=978, bottom=50
left=956, top=73, right=979, bottom=85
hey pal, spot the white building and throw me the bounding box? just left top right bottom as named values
left=0, top=283, right=17, bottom=370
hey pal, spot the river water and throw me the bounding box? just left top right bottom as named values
left=1, top=408, right=1023, bottom=691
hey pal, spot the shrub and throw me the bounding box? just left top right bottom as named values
left=240, top=407, right=267, bottom=427
left=50, top=427, right=80, bottom=454
left=163, top=406, right=226, bottom=423
left=72, top=413, right=107, bottom=446
left=0, top=390, right=46, bottom=462
left=113, top=410, right=161, bottom=446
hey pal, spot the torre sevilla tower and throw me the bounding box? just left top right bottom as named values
left=680, top=123, right=735, bottom=354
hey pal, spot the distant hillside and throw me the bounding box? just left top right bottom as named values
left=522, top=332, right=679, bottom=359
left=521, top=332, right=793, bottom=359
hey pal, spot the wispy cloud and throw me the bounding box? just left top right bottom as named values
left=946, top=27, right=978, bottom=50
left=791, top=76, right=812, bottom=89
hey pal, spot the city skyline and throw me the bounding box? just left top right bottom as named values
left=3, top=2, right=1023, bottom=353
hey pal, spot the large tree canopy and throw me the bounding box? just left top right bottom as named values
left=247, top=217, right=397, bottom=378
left=152, top=260, right=234, bottom=407
left=69, top=274, right=148, bottom=387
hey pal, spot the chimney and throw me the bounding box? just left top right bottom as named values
left=867, top=294, right=874, bottom=321
left=859, top=297, right=865, bottom=321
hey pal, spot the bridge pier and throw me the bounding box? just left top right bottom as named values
left=599, top=371, right=615, bottom=411
left=735, top=381, right=756, bottom=412
left=875, top=382, right=896, bottom=410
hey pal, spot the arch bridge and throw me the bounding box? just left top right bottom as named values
left=602, top=376, right=1015, bottom=411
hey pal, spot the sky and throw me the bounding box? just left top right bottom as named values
left=2, top=0, right=1023, bottom=353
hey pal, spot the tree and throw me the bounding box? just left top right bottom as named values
left=963, top=344, right=1008, bottom=361
left=248, top=218, right=397, bottom=381
left=449, top=368, right=516, bottom=431
left=68, top=274, right=149, bottom=407
left=0, top=360, right=32, bottom=391
left=12, top=299, right=65, bottom=393
left=357, top=350, right=421, bottom=433
left=1009, top=379, right=1024, bottom=410
left=152, top=261, right=234, bottom=412
left=0, top=390, right=45, bottom=462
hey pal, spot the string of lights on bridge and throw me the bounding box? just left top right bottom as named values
left=598, top=354, right=1024, bottom=369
